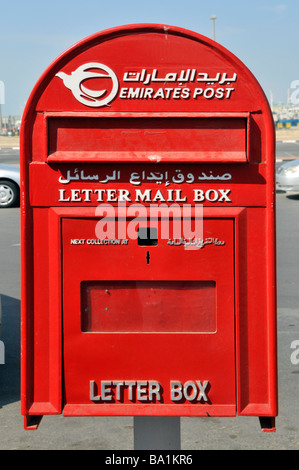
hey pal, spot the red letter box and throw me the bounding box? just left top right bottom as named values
left=20, top=24, right=277, bottom=431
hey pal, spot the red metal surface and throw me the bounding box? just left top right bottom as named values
left=80, top=280, right=217, bottom=333
left=20, top=23, right=277, bottom=429
left=62, top=217, right=235, bottom=416
left=47, top=115, right=247, bottom=162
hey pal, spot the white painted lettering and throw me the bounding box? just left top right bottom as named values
left=204, top=88, right=215, bottom=99
left=118, top=189, right=131, bottom=202
left=170, top=380, right=210, bottom=402
left=125, top=381, right=135, bottom=401
left=94, top=189, right=105, bottom=202
left=144, top=88, right=154, bottom=99
left=206, top=189, right=218, bottom=202
left=218, top=189, right=232, bottom=202
left=181, top=87, right=191, bottom=99
left=197, top=380, right=209, bottom=402
left=164, top=88, right=173, bottom=99
left=90, top=380, right=209, bottom=404
left=184, top=381, right=198, bottom=400
left=70, top=239, right=85, bottom=245
left=167, top=189, right=174, bottom=202
left=58, top=189, right=70, bottom=202
left=81, top=189, right=92, bottom=202
left=119, top=88, right=128, bottom=98
left=173, top=87, right=181, bottom=99
left=152, top=190, right=166, bottom=202
left=171, top=381, right=183, bottom=401
left=57, top=188, right=232, bottom=204
left=71, top=189, right=82, bottom=202
left=128, top=88, right=140, bottom=99
left=137, top=381, right=148, bottom=401
left=148, top=381, right=162, bottom=401
left=193, top=189, right=205, bottom=202
left=101, top=381, right=113, bottom=401
left=226, top=87, right=235, bottom=98
left=107, top=189, right=118, bottom=202
left=114, top=381, right=124, bottom=401
left=135, top=189, right=152, bottom=202
left=175, top=189, right=187, bottom=202
left=153, top=88, right=165, bottom=99
left=193, top=88, right=203, bottom=98
left=215, top=87, right=225, bottom=99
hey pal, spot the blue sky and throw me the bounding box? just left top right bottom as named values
left=0, top=0, right=297, bottom=115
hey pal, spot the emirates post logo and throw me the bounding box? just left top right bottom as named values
left=56, top=62, right=119, bottom=107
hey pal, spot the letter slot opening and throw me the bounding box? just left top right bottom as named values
left=137, top=227, right=158, bottom=246
left=47, top=115, right=249, bottom=162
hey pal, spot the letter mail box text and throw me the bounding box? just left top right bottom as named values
left=20, top=24, right=277, bottom=431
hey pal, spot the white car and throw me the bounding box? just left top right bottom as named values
left=0, top=164, right=20, bottom=208
left=276, top=160, right=299, bottom=193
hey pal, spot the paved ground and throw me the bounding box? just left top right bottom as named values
left=0, top=136, right=19, bottom=149
left=275, top=127, right=299, bottom=142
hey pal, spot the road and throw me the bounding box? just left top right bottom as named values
left=0, top=189, right=299, bottom=450
left=276, top=141, right=299, bottom=161
left=0, top=148, right=19, bottom=165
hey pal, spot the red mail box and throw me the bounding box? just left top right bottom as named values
left=20, top=24, right=277, bottom=431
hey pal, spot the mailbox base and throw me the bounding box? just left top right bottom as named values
left=23, top=413, right=276, bottom=433
left=24, top=415, right=43, bottom=431
left=259, top=417, right=276, bottom=433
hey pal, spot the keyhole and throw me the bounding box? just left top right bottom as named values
left=146, top=251, right=150, bottom=264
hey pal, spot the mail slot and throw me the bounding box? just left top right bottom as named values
left=20, top=24, right=277, bottom=431
left=47, top=115, right=248, bottom=162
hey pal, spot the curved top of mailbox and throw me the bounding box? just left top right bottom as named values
left=22, top=23, right=272, bottom=117
left=21, top=24, right=275, bottom=167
